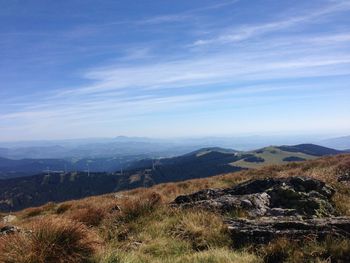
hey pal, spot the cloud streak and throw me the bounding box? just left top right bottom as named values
left=192, top=1, right=350, bottom=46
left=1, top=0, right=350, bottom=139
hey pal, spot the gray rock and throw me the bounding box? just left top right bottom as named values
left=2, top=215, right=17, bottom=223
left=267, top=208, right=298, bottom=217
left=173, top=176, right=336, bottom=217
left=176, top=192, right=270, bottom=217
left=173, top=176, right=350, bottom=245
left=227, top=217, right=350, bottom=245
left=0, top=225, right=20, bottom=235
left=240, top=199, right=253, bottom=208
left=338, top=171, right=350, bottom=184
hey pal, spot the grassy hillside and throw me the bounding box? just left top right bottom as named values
left=1, top=154, right=350, bottom=263
left=229, top=144, right=344, bottom=169
left=231, top=146, right=316, bottom=168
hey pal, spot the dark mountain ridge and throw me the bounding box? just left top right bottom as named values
left=277, top=144, right=343, bottom=156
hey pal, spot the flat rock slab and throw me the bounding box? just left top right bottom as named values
left=173, top=177, right=336, bottom=217
left=173, top=177, right=350, bottom=245
left=2, top=215, right=17, bottom=224
left=227, top=216, right=350, bottom=245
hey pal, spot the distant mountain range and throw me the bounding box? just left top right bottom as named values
left=1, top=135, right=349, bottom=160
left=0, top=155, right=149, bottom=179
left=0, top=143, right=347, bottom=212
left=318, top=135, right=350, bottom=150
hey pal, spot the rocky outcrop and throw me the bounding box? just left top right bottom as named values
left=336, top=159, right=350, bottom=184
left=173, top=177, right=350, bottom=244
left=2, top=215, right=17, bottom=224
left=338, top=171, right=350, bottom=184
left=173, top=177, right=336, bottom=217
left=0, top=225, right=20, bottom=235
left=227, top=217, right=350, bottom=246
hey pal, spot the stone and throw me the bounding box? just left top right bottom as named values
left=0, top=225, right=21, bottom=235
left=226, top=217, right=350, bottom=246
left=109, top=205, right=121, bottom=213
left=172, top=177, right=336, bottom=217
left=338, top=171, right=350, bottom=184
left=2, top=215, right=17, bottom=223
left=173, top=176, right=350, bottom=245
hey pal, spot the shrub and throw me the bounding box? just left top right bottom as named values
left=0, top=217, right=99, bottom=263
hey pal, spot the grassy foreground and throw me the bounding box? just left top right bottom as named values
left=1, top=154, right=350, bottom=263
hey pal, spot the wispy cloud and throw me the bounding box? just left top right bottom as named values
left=58, top=45, right=350, bottom=96
left=1, top=0, right=350, bottom=139
left=192, top=1, right=350, bottom=46
left=139, top=0, right=240, bottom=25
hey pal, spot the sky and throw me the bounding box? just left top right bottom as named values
left=0, top=0, right=350, bottom=141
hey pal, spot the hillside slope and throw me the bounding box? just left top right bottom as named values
left=1, top=154, right=350, bottom=263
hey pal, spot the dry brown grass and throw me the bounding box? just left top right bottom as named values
left=98, top=191, right=163, bottom=245
left=0, top=217, right=99, bottom=263
left=258, top=236, right=350, bottom=263
left=117, top=190, right=162, bottom=222
left=56, top=203, right=72, bottom=214
left=69, top=206, right=106, bottom=227
left=21, top=206, right=45, bottom=218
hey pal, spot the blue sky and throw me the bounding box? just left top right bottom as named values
left=1, top=0, right=350, bottom=140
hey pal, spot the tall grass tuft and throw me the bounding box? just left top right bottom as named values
left=70, top=206, right=106, bottom=226
left=0, top=217, right=99, bottom=263
left=118, top=191, right=162, bottom=222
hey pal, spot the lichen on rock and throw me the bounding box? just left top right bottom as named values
left=173, top=176, right=336, bottom=217
left=173, top=176, right=350, bottom=244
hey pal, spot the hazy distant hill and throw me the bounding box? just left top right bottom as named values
left=0, top=155, right=150, bottom=179
left=0, top=136, right=210, bottom=159
left=318, top=135, right=350, bottom=150
left=2, top=135, right=344, bottom=159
